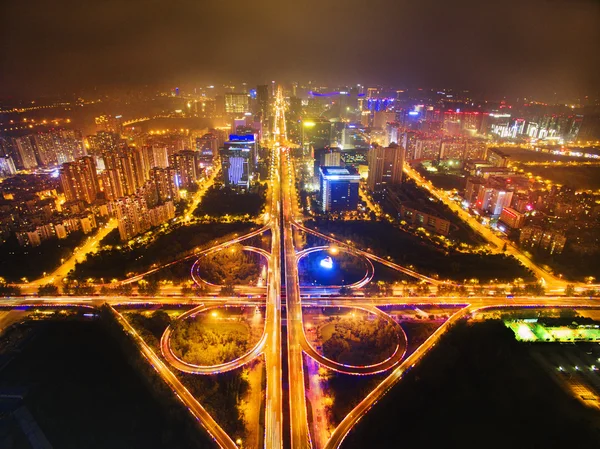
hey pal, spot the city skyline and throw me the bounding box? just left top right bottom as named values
left=1, top=0, right=600, bottom=446
left=1, top=0, right=599, bottom=100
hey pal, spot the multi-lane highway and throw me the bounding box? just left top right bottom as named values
left=264, top=145, right=284, bottom=449
left=281, top=149, right=313, bottom=449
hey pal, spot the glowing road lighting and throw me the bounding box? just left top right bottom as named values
left=320, top=256, right=333, bottom=269
left=211, top=311, right=218, bottom=318
left=328, top=246, right=339, bottom=255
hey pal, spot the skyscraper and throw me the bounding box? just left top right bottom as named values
left=102, top=148, right=145, bottom=200
left=225, top=93, right=249, bottom=114
left=219, top=135, right=257, bottom=189
left=13, top=136, right=38, bottom=169
left=367, top=143, right=404, bottom=192
left=60, top=156, right=99, bottom=204
left=169, top=150, right=201, bottom=190
left=319, top=166, right=360, bottom=212
left=149, top=167, right=179, bottom=204
left=257, top=85, right=271, bottom=122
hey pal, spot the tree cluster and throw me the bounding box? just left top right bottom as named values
left=170, top=318, right=250, bottom=366
left=197, top=244, right=259, bottom=286
left=194, top=184, right=266, bottom=218
left=322, top=316, right=398, bottom=366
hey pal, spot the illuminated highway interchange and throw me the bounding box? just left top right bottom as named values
left=2, top=88, right=600, bottom=449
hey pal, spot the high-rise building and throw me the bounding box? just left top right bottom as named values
left=414, top=138, right=441, bottom=160
left=257, top=85, right=271, bottom=121
left=487, top=148, right=510, bottom=167
left=401, top=132, right=418, bottom=161
left=367, top=143, right=405, bottom=192
left=475, top=186, right=513, bottom=216
left=86, top=131, right=122, bottom=156
left=319, top=166, right=360, bottom=212
left=440, top=140, right=466, bottom=160
left=102, top=148, right=145, bottom=200
left=169, top=150, right=202, bottom=190
left=225, top=93, right=249, bottom=114
left=60, top=156, right=99, bottom=204
left=113, top=195, right=149, bottom=241
left=0, top=156, right=17, bottom=178
left=13, top=136, right=38, bottom=169
left=95, top=114, right=123, bottom=134
left=220, top=135, right=257, bottom=188
left=196, top=133, right=218, bottom=168
left=32, top=132, right=59, bottom=166
left=320, top=147, right=342, bottom=166
left=112, top=194, right=175, bottom=241
left=149, top=167, right=179, bottom=204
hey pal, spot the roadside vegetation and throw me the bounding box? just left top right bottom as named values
left=69, top=222, right=255, bottom=281
left=196, top=243, right=261, bottom=287
left=305, top=220, right=533, bottom=283
left=321, top=315, right=398, bottom=366
left=170, top=315, right=252, bottom=366
left=194, top=184, right=267, bottom=218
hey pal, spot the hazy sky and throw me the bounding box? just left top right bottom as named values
left=1, top=0, right=599, bottom=99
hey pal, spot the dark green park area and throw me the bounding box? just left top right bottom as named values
left=306, top=220, right=533, bottom=282
left=194, top=184, right=267, bottom=218
left=0, top=231, right=86, bottom=282
left=342, top=320, right=600, bottom=449
left=125, top=310, right=249, bottom=442
left=70, top=222, right=255, bottom=280
left=523, top=165, right=600, bottom=191
left=532, top=246, right=600, bottom=282
left=0, top=319, right=199, bottom=449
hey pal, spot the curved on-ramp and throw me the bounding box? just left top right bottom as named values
left=190, top=244, right=271, bottom=290
left=296, top=246, right=375, bottom=290
left=160, top=304, right=267, bottom=375
left=300, top=304, right=407, bottom=375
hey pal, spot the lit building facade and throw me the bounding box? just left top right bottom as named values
left=319, top=166, right=360, bottom=212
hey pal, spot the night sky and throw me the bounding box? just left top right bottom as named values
left=1, top=0, right=599, bottom=99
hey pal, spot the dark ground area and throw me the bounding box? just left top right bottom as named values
left=0, top=319, right=199, bottom=449
left=343, top=320, right=600, bottom=449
